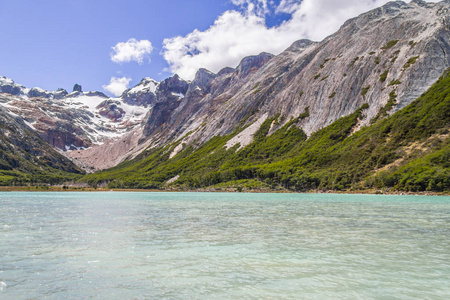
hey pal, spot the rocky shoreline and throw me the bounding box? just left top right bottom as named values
left=0, top=185, right=448, bottom=196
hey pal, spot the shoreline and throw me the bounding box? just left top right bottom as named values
left=0, top=186, right=448, bottom=196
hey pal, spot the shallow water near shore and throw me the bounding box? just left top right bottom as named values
left=1, top=192, right=449, bottom=299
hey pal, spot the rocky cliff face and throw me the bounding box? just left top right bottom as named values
left=140, top=52, right=275, bottom=144
left=138, top=0, right=450, bottom=150
left=0, top=77, right=151, bottom=173
left=0, top=105, right=81, bottom=173
left=121, top=77, right=159, bottom=107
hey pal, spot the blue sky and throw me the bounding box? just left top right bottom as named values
left=0, top=0, right=238, bottom=93
left=0, top=0, right=426, bottom=96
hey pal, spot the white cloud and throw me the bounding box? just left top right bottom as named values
left=163, top=11, right=272, bottom=80
left=102, top=76, right=132, bottom=96
left=276, top=0, right=301, bottom=14
left=111, top=38, right=153, bottom=64
left=162, top=0, right=437, bottom=80
left=231, top=0, right=270, bottom=16
left=280, top=0, right=393, bottom=41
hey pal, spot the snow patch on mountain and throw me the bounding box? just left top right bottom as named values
left=171, top=92, right=185, bottom=99
left=0, top=78, right=152, bottom=151
left=127, top=77, right=158, bottom=94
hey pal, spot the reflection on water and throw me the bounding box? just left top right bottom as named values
left=0, top=192, right=449, bottom=299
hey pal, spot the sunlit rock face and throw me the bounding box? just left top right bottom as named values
left=138, top=1, right=450, bottom=148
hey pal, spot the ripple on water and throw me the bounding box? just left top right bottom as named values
left=0, top=192, right=449, bottom=299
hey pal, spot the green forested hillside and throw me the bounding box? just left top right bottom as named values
left=83, top=69, right=450, bottom=192
left=0, top=110, right=84, bottom=186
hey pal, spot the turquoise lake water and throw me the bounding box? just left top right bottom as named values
left=0, top=192, right=449, bottom=299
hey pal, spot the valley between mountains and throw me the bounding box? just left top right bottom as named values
left=0, top=0, right=449, bottom=193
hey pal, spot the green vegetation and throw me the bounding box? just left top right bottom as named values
left=250, top=83, right=260, bottom=94
left=298, top=106, right=310, bottom=120
left=361, top=85, right=371, bottom=96
left=380, top=70, right=388, bottom=82
left=375, top=57, right=380, bottom=64
left=80, top=69, right=450, bottom=193
left=371, top=90, right=397, bottom=124
left=350, top=56, right=359, bottom=67
left=391, top=50, right=400, bottom=63
left=381, top=40, right=399, bottom=50
left=299, top=90, right=304, bottom=98
left=0, top=170, right=80, bottom=187
left=313, top=74, right=321, bottom=80
left=82, top=113, right=309, bottom=189
left=320, top=75, right=329, bottom=81
left=0, top=121, right=83, bottom=186
left=320, top=58, right=330, bottom=69
left=388, top=79, right=402, bottom=86
left=403, top=56, right=419, bottom=70
left=329, top=92, right=336, bottom=98
left=409, top=40, right=417, bottom=48
left=369, top=51, right=376, bottom=55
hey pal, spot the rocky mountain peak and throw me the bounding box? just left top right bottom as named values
left=236, top=52, right=274, bottom=78
left=27, top=87, right=53, bottom=98
left=0, top=76, right=26, bottom=96
left=54, top=88, right=68, bottom=99
left=73, top=84, right=82, bottom=92
left=189, top=68, right=216, bottom=91
left=158, top=74, right=189, bottom=95
left=121, top=77, right=159, bottom=107
left=84, top=91, right=108, bottom=98
left=217, top=67, right=235, bottom=77
left=285, top=39, right=315, bottom=53
left=140, top=77, right=158, bottom=86
left=410, top=0, right=429, bottom=7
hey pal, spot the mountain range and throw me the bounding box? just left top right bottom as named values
left=0, top=0, right=449, bottom=192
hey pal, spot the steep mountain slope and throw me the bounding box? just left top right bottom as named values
left=66, top=75, right=190, bottom=171
left=138, top=0, right=450, bottom=153
left=0, top=74, right=190, bottom=172
left=0, top=78, right=152, bottom=171
left=0, top=106, right=83, bottom=185
left=82, top=67, right=450, bottom=192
